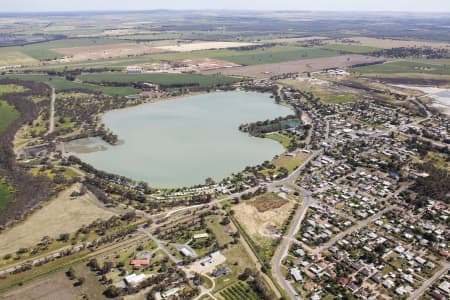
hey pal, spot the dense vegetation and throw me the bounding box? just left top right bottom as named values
left=0, top=80, right=54, bottom=226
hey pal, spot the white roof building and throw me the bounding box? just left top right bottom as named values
left=124, top=273, right=147, bottom=286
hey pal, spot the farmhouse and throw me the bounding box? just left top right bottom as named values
left=130, top=259, right=150, bottom=269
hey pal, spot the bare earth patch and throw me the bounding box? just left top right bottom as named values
left=0, top=183, right=115, bottom=256
left=233, top=194, right=293, bottom=238
left=154, top=41, right=257, bottom=52
left=0, top=270, right=76, bottom=300
left=53, top=43, right=168, bottom=62
left=205, top=54, right=384, bottom=78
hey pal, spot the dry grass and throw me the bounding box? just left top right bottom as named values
left=233, top=193, right=293, bottom=239
left=154, top=41, right=257, bottom=52
left=0, top=184, right=115, bottom=256
left=53, top=43, right=167, bottom=62
left=206, top=54, right=384, bottom=78
left=250, top=193, right=289, bottom=212
left=0, top=270, right=76, bottom=300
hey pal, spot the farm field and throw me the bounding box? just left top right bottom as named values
left=218, top=281, right=260, bottom=300
left=152, top=45, right=341, bottom=66
left=0, top=38, right=131, bottom=64
left=206, top=54, right=384, bottom=78
left=154, top=41, right=257, bottom=52
left=321, top=44, right=380, bottom=54
left=352, top=60, right=450, bottom=76
left=53, top=42, right=168, bottom=62
left=79, top=73, right=241, bottom=88
left=336, top=36, right=450, bottom=49
left=0, top=184, right=115, bottom=257
left=1, top=74, right=139, bottom=96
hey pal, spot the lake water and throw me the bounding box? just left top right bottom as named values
left=67, top=92, right=294, bottom=188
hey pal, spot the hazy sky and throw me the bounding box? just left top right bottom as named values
left=3, top=0, right=450, bottom=13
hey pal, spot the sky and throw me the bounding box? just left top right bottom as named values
left=2, top=0, right=450, bottom=13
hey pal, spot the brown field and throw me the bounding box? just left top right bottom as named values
left=0, top=184, right=116, bottom=256
left=0, top=263, right=106, bottom=300
left=53, top=43, right=168, bottom=62
left=250, top=193, right=289, bottom=212
left=205, top=54, right=385, bottom=78
left=333, top=37, right=450, bottom=49
left=233, top=193, right=293, bottom=238
left=154, top=41, right=257, bottom=52
left=179, top=58, right=241, bottom=72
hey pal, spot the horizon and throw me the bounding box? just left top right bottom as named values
left=1, top=8, right=450, bottom=15
left=2, top=0, right=450, bottom=13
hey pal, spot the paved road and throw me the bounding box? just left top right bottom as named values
left=48, top=87, right=55, bottom=134
left=272, top=194, right=313, bottom=300
left=407, top=262, right=450, bottom=300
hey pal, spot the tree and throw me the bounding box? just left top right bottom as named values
left=66, top=266, right=76, bottom=280
left=104, top=285, right=120, bottom=298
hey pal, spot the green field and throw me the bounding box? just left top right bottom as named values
left=0, top=100, right=19, bottom=134
left=0, top=179, right=14, bottom=212
left=352, top=60, right=450, bottom=76
left=1, top=75, right=138, bottom=96
left=0, top=38, right=129, bottom=63
left=79, top=73, right=241, bottom=88
left=152, top=45, right=341, bottom=66
left=321, top=44, right=380, bottom=54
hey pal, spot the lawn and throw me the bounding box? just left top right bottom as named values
left=273, top=152, right=310, bottom=173
left=352, top=59, right=450, bottom=76
left=265, top=133, right=291, bottom=148
left=79, top=73, right=241, bottom=88
left=1, top=74, right=138, bottom=96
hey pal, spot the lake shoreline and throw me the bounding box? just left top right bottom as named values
left=64, top=91, right=295, bottom=188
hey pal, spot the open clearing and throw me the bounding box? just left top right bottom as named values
left=233, top=193, right=293, bottom=238
left=334, top=37, right=450, bottom=49
left=205, top=54, right=384, bottom=78
left=154, top=41, right=256, bottom=52
left=53, top=43, right=168, bottom=62
left=0, top=263, right=106, bottom=300
left=0, top=184, right=115, bottom=256
left=0, top=50, right=37, bottom=67
left=280, top=77, right=359, bottom=104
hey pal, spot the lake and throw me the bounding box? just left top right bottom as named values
left=66, top=91, right=294, bottom=188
